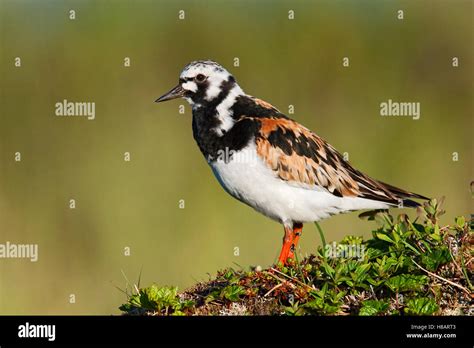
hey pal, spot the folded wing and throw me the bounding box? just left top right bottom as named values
left=248, top=116, right=427, bottom=207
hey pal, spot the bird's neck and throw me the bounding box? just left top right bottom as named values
left=191, top=84, right=244, bottom=136
left=191, top=88, right=256, bottom=162
left=191, top=92, right=287, bottom=162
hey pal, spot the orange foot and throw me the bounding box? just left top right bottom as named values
left=277, top=222, right=303, bottom=265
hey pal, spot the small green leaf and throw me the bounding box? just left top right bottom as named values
left=359, top=300, right=389, bottom=316
left=385, top=274, right=429, bottom=292
left=376, top=232, right=394, bottom=244
left=119, top=303, right=133, bottom=312
left=321, top=262, right=335, bottom=277
left=455, top=216, right=466, bottom=228
left=404, top=297, right=439, bottom=315
left=420, top=247, right=451, bottom=271
left=354, top=263, right=371, bottom=277
left=221, top=285, right=246, bottom=302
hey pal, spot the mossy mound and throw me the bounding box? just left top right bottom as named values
left=120, top=199, right=473, bottom=316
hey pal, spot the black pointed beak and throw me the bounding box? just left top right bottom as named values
left=155, top=84, right=185, bottom=103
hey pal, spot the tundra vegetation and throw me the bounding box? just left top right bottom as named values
left=120, top=199, right=473, bottom=316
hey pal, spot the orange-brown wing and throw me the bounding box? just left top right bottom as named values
left=251, top=116, right=424, bottom=205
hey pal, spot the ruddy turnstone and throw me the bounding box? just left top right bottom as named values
left=156, top=60, right=428, bottom=265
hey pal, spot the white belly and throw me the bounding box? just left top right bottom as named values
left=209, top=143, right=389, bottom=224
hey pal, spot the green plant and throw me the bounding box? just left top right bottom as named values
left=359, top=300, right=390, bottom=316
left=119, top=199, right=472, bottom=316
left=404, top=297, right=439, bottom=315
left=120, top=285, right=194, bottom=315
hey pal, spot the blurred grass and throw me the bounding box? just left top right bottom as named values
left=0, top=0, right=472, bottom=314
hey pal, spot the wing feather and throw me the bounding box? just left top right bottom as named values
left=244, top=116, right=427, bottom=206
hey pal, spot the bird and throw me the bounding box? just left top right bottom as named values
left=156, top=60, right=428, bottom=265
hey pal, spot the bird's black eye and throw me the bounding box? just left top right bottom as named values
left=195, top=74, right=206, bottom=83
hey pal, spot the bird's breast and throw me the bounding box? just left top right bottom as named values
left=191, top=109, right=258, bottom=161
left=208, top=142, right=332, bottom=223
left=209, top=142, right=280, bottom=217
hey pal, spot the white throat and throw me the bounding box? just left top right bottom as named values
left=213, top=85, right=244, bottom=136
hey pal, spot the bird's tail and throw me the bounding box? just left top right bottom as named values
left=377, top=180, right=429, bottom=208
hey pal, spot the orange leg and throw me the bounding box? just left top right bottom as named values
left=278, top=226, right=294, bottom=265
left=288, top=223, right=303, bottom=260
left=278, top=223, right=304, bottom=265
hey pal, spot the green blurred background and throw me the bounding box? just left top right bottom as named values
left=0, top=0, right=472, bottom=314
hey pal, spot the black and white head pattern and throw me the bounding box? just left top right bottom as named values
left=179, top=60, right=244, bottom=136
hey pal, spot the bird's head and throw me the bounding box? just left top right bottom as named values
left=156, top=60, right=243, bottom=108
